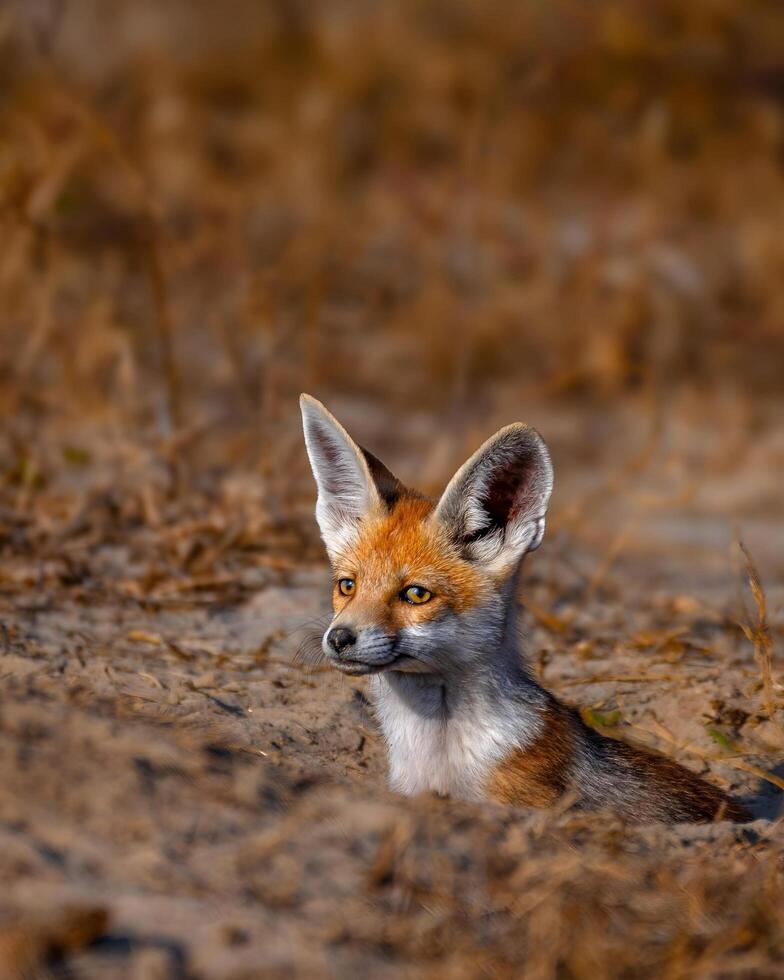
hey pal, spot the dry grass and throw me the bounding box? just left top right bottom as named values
left=0, top=1, right=783, bottom=977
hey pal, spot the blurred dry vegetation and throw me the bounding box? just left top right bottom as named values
left=1, top=1, right=783, bottom=977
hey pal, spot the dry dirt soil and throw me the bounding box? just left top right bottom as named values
left=1, top=395, right=783, bottom=980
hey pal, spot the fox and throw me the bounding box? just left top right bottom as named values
left=300, top=393, right=750, bottom=823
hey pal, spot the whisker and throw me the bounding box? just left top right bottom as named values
left=281, top=614, right=332, bottom=637
left=294, top=629, right=328, bottom=669
left=222, top=612, right=331, bottom=635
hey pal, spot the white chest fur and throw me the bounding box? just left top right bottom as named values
left=371, top=675, right=541, bottom=801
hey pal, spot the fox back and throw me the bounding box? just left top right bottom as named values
left=300, top=394, right=749, bottom=824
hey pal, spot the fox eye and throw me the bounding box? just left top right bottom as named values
left=338, top=578, right=356, bottom=596
left=401, top=584, right=432, bottom=605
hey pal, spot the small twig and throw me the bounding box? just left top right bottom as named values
left=725, top=759, right=784, bottom=793
left=556, top=674, right=673, bottom=688
left=583, top=515, right=640, bottom=600
left=737, top=539, right=783, bottom=743
left=143, top=219, right=182, bottom=431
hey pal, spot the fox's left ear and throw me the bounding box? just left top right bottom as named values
left=432, top=423, right=553, bottom=576
left=300, top=394, right=405, bottom=560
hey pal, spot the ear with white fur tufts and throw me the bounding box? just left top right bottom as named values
left=432, top=423, right=554, bottom=576
left=300, top=394, right=405, bottom=560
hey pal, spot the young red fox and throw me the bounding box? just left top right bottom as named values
left=300, top=394, right=750, bottom=824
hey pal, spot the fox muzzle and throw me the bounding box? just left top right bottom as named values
left=323, top=625, right=398, bottom=674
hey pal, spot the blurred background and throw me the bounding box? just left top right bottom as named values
left=1, top=3, right=784, bottom=977
left=2, top=0, right=783, bottom=574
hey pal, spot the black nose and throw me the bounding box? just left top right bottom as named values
left=327, top=627, right=356, bottom=655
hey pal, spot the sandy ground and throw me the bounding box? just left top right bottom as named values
left=1, top=397, right=782, bottom=980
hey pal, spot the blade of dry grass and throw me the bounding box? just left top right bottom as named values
left=737, top=539, right=783, bottom=744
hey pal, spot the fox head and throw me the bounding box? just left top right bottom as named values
left=300, top=394, right=553, bottom=677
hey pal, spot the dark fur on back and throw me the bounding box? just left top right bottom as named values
left=490, top=694, right=750, bottom=823
left=576, top=714, right=750, bottom=822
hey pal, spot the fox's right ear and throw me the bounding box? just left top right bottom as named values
left=300, top=394, right=403, bottom=560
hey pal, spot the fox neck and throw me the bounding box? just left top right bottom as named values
left=370, top=571, right=548, bottom=800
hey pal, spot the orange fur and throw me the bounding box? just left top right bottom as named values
left=332, top=494, right=490, bottom=625
left=489, top=702, right=575, bottom=807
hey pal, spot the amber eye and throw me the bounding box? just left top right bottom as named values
left=401, top=584, right=432, bottom=605
left=338, top=578, right=356, bottom=597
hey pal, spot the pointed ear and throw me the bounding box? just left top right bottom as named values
left=432, top=423, right=553, bottom=576
left=300, top=394, right=405, bottom=559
